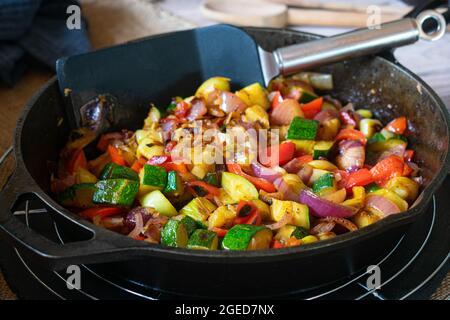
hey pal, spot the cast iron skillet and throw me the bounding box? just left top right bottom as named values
left=1, top=21, right=450, bottom=298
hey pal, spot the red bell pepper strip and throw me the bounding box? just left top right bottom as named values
left=227, top=163, right=276, bottom=193
left=79, top=207, right=123, bottom=221
left=335, top=128, right=366, bottom=145
left=402, top=163, right=414, bottom=176
left=233, top=201, right=261, bottom=225
left=270, top=91, right=283, bottom=110
left=67, top=149, right=88, bottom=174
left=301, top=97, right=323, bottom=119
left=370, top=155, right=404, bottom=184
left=174, top=100, right=191, bottom=118
left=345, top=168, right=374, bottom=188
left=186, top=181, right=221, bottom=200
left=296, top=154, right=313, bottom=166
left=211, top=227, right=228, bottom=237
left=271, top=239, right=284, bottom=249
left=131, top=157, right=147, bottom=173
left=404, top=149, right=414, bottom=162
left=261, top=141, right=296, bottom=167
left=385, top=116, right=407, bottom=134
left=108, top=145, right=126, bottom=166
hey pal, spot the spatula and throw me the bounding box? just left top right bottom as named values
left=56, top=9, right=446, bottom=129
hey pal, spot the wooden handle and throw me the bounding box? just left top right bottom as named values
left=287, top=8, right=402, bottom=28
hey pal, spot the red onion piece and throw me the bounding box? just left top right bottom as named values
left=186, top=98, right=207, bottom=121
left=265, top=213, right=293, bottom=230
left=299, top=189, right=354, bottom=218
left=314, top=109, right=339, bottom=123
left=311, top=221, right=336, bottom=235
left=251, top=162, right=282, bottom=183
left=365, top=195, right=401, bottom=217
left=319, top=216, right=358, bottom=232
left=336, top=140, right=365, bottom=172
left=297, top=164, right=313, bottom=184
left=283, top=158, right=303, bottom=174
left=220, top=91, right=247, bottom=114
left=274, top=177, right=298, bottom=202
left=270, top=99, right=303, bottom=125
left=128, top=211, right=144, bottom=238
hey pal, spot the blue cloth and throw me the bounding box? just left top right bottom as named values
left=0, top=0, right=91, bottom=86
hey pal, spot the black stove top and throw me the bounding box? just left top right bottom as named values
left=1, top=177, right=449, bottom=300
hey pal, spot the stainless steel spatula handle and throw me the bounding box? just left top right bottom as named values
left=260, top=10, right=447, bottom=84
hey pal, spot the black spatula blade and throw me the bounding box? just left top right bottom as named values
left=56, top=24, right=265, bottom=130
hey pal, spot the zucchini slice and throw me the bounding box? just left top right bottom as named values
left=187, top=229, right=219, bottom=250
left=222, top=224, right=273, bottom=250
left=140, top=190, right=178, bottom=217
left=58, top=183, right=96, bottom=208
left=179, top=215, right=198, bottom=236
left=221, top=172, right=258, bottom=202
left=99, top=162, right=139, bottom=181
left=161, top=219, right=188, bottom=248
left=140, top=164, right=167, bottom=189
left=93, top=179, right=139, bottom=207
left=163, top=171, right=184, bottom=196
left=286, top=117, right=318, bottom=140
left=313, top=141, right=334, bottom=160
left=179, top=197, right=217, bottom=226
left=312, top=173, right=335, bottom=194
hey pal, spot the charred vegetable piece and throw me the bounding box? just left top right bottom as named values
left=163, top=171, right=184, bottom=196
left=99, top=162, right=139, bottom=181
left=179, top=197, right=217, bottom=226
left=222, top=224, right=272, bottom=250
left=270, top=199, right=310, bottom=229
left=313, top=141, right=334, bottom=159
left=179, top=215, right=199, bottom=236
left=93, top=179, right=139, bottom=207
left=140, top=190, right=178, bottom=216
left=141, top=164, right=167, bottom=189
left=312, top=173, right=335, bottom=194
left=187, top=229, right=219, bottom=250
left=161, top=219, right=188, bottom=248
left=385, top=176, right=419, bottom=203
left=58, top=183, right=96, bottom=208
left=275, top=225, right=309, bottom=241
left=286, top=117, right=318, bottom=140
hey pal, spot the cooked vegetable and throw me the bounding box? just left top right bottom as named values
left=140, top=190, right=178, bottom=217
left=93, top=179, right=139, bottom=207
left=55, top=75, right=422, bottom=250
left=179, top=197, right=216, bottom=225
left=222, top=224, right=272, bottom=250
left=221, top=171, right=259, bottom=202
left=100, top=162, right=139, bottom=181
left=161, top=219, right=188, bottom=248
left=58, top=183, right=96, bottom=208
left=313, top=141, right=334, bottom=159
left=140, top=164, right=167, bottom=189
left=286, top=117, right=318, bottom=140
left=188, top=229, right=219, bottom=250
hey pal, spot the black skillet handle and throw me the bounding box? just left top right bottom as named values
left=0, top=165, right=150, bottom=271
left=382, top=0, right=450, bottom=63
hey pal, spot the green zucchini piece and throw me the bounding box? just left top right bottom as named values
left=187, top=229, right=218, bottom=250
left=286, top=117, right=318, bottom=140
left=367, top=138, right=407, bottom=154
left=141, top=164, right=167, bottom=189
left=161, top=219, right=188, bottom=248
left=203, top=172, right=219, bottom=186
left=367, top=132, right=386, bottom=145
left=179, top=197, right=216, bottom=226
left=180, top=215, right=198, bottom=236
left=298, top=90, right=318, bottom=103
left=355, top=109, right=373, bottom=119
left=93, top=179, right=139, bottom=207
left=312, top=173, right=334, bottom=194
left=163, top=171, right=184, bottom=196
left=222, top=224, right=273, bottom=250
left=365, top=183, right=381, bottom=193
left=313, top=141, right=334, bottom=159
left=291, top=226, right=310, bottom=239
left=99, top=162, right=139, bottom=181
left=58, top=183, right=96, bottom=208
left=140, top=190, right=178, bottom=216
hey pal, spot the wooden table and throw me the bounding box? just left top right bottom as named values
left=161, top=0, right=450, bottom=110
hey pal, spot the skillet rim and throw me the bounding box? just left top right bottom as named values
left=9, top=27, right=450, bottom=263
